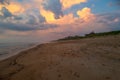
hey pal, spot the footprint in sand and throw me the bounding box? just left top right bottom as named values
left=73, top=72, right=80, bottom=78
left=105, top=77, right=111, bottom=79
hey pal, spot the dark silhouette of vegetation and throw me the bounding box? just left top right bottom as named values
left=85, top=31, right=95, bottom=37
left=57, top=30, right=120, bottom=41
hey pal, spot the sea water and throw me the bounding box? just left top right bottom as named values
left=0, top=42, right=38, bottom=61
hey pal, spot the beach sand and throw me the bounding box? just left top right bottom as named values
left=0, top=35, right=120, bottom=80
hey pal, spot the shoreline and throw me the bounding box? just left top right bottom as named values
left=0, top=44, right=37, bottom=61
left=0, top=35, right=120, bottom=80
left=0, top=40, right=73, bottom=61
left=0, top=41, right=51, bottom=61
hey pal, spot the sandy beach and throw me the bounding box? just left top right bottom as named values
left=0, top=35, right=120, bottom=80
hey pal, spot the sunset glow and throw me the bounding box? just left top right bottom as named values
left=0, top=0, right=120, bottom=42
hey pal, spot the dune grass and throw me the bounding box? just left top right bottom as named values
left=58, top=30, right=120, bottom=41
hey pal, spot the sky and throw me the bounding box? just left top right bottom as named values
left=0, top=0, right=120, bottom=43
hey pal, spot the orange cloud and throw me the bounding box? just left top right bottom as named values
left=0, top=5, right=3, bottom=9
left=77, top=7, right=95, bottom=22
left=40, top=7, right=75, bottom=24
left=50, top=13, right=76, bottom=24
left=0, top=5, right=3, bottom=15
left=40, top=7, right=55, bottom=22
left=39, top=6, right=95, bottom=25
left=60, top=0, right=87, bottom=9
left=6, top=2, right=24, bottom=14
left=0, top=2, right=25, bottom=15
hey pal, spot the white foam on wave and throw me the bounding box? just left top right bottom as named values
left=0, top=42, right=38, bottom=61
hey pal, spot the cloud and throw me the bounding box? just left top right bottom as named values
left=96, top=12, right=120, bottom=23
left=14, top=16, right=22, bottom=20
left=0, top=7, right=12, bottom=18
left=43, top=11, right=120, bottom=38
left=25, top=8, right=46, bottom=24
left=0, top=29, right=4, bottom=34
left=0, top=20, right=57, bottom=32
left=77, top=7, right=95, bottom=22
left=96, top=12, right=120, bottom=30
left=42, top=0, right=63, bottom=19
left=27, top=15, right=37, bottom=24
left=40, top=7, right=95, bottom=24
left=0, top=0, right=9, bottom=5
left=0, top=0, right=120, bottom=42
left=60, top=0, right=87, bottom=9
left=48, top=13, right=77, bottom=24
left=4, top=2, right=25, bottom=14
left=0, top=6, right=46, bottom=25
left=40, top=8, right=56, bottom=23
left=38, top=15, right=46, bottom=23
left=0, top=22, right=39, bottom=31
left=37, top=10, right=46, bottom=23
left=46, top=7, right=95, bottom=24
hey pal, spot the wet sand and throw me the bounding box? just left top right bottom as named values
left=0, top=35, right=120, bottom=80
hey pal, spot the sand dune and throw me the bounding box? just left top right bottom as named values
left=0, top=35, right=120, bottom=80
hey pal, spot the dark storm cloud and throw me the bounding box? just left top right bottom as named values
left=0, top=0, right=9, bottom=4
left=14, top=16, right=23, bottom=20
left=27, top=15, right=37, bottom=24
left=0, top=7, right=46, bottom=25
left=38, top=10, right=46, bottom=23
left=0, top=22, right=39, bottom=31
left=38, top=23, right=57, bottom=30
left=0, top=21, right=57, bottom=32
left=0, top=7, right=12, bottom=18
left=38, top=14, right=46, bottom=23
left=43, top=0, right=63, bottom=19
left=25, top=8, right=46, bottom=24
left=0, top=7, right=48, bottom=32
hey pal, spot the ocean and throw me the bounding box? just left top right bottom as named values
left=0, top=42, right=38, bottom=61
